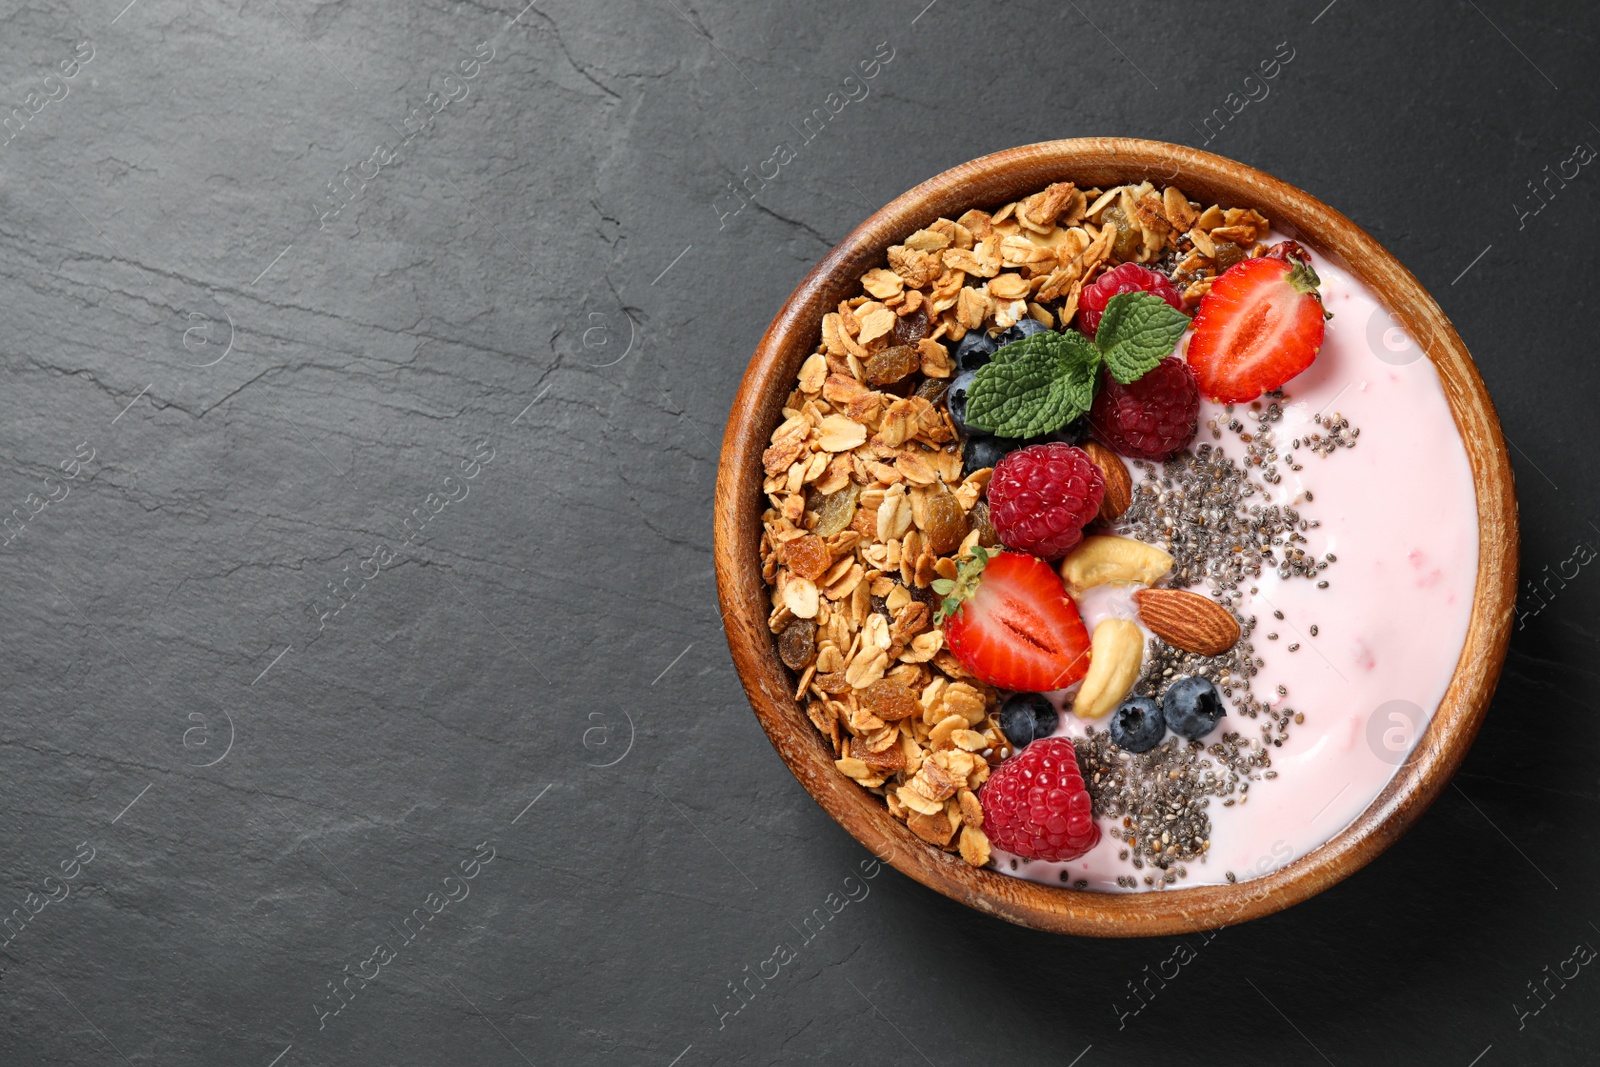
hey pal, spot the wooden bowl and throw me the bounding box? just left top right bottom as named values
left=712, top=138, right=1518, bottom=937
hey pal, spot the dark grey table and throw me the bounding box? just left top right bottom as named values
left=0, top=1, right=1593, bottom=1064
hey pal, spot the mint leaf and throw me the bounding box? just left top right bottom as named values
left=1095, top=291, right=1190, bottom=384
left=965, top=330, right=1103, bottom=437
left=965, top=330, right=1103, bottom=436
left=987, top=328, right=1063, bottom=366
left=1056, top=332, right=1100, bottom=413
left=964, top=348, right=1076, bottom=438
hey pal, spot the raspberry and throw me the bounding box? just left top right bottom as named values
left=1075, top=262, right=1185, bottom=338
left=1088, top=357, right=1200, bottom=461
left=979, top=737, right=1100, bottom=862
left=987, top=443, right=1104, bottom=560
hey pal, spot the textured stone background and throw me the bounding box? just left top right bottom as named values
left=0, top=0, right=1594, bottom=1064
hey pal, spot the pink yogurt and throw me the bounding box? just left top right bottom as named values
left=992, top=246, right=1480, bottom=891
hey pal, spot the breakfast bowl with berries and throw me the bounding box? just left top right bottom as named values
left=712, top=139, right=1517, bottom=937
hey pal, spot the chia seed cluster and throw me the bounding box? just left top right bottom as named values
left=1078, top=729, right=1274, bottom=886
left=1077, top=394, right=1363, bottom=886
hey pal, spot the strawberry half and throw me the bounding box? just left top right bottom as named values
left=1185, top=242, right=1326, bottom=403
left=935, top=548, right=1091, bottom=692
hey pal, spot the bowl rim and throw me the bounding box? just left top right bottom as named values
left=712, top=137, right=1518, bottom=937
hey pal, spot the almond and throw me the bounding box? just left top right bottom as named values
left=1133, top=588, right=1241, bottom=656
left=1082, top=440, right=1132, bottom=521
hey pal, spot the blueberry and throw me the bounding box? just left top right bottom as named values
left=998, top=692, right=1059, bottom=749
left=1021, top=415, right=1091, bottom=449
left=998, top=318, right=1051, bottom=346
left=1162, top=676, right=1225, bottom=740
left=961, top=435, right=1021, bottom=477
left=954, top=330, right=998, bottom=373
left=1108, top=696, right=1165, bottom=753
left=946, top=369, right=984, bottom=436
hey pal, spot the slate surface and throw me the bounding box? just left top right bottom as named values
left=0, top=1, right=1594, bottom=1064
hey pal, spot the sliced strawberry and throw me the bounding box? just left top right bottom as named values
left=1185, top=243, right=1326, bottom=403
left=936, top=549, right=1091, bottom=692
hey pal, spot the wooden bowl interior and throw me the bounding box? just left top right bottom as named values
left=712, top=138, right=1517, bottom=937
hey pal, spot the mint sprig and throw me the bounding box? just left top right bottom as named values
left=963, top=291, right=1190, bottom=437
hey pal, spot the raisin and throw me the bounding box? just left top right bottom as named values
left=968, top=499, right=998, bottom=547
left=1102, top=206, right=1142, bottom=262
left=1212, top=240, right=1247, bottom=272
left=858, top=742, right=906, bottom=773
left=864, top=344, right=920, bottom=386
left=814, top=671, right=852, bottom=694
left=892, top=307, right=930, bottom=346
left=921, top=493, right=967, bottom=557
left=812, top=483, right=860, bottom=538
left=861, top=679, right=919, bottom=722
left=783, top=535, right=831, bottom=581
left=915, top=377, right=950, bottom=406
left=778, top=618, right=816, bottom=670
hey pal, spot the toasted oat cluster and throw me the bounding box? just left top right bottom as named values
left=759, top=178, right=1271, bottom=868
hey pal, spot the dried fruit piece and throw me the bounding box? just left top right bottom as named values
left=915, top=376, right=950, bottom=406
left=812, top=483, right=860, bottom=538
left=921, top=493, right=967, bottom=557
left=1212, top=240, right=1247, bottom=272
left=1133, top=587, right=1241, bottom=655
left=893, top=307, right=930, bottom=346
left=1072, top=618, right=1143, bottom=719
left=858, top=740, right=906, bottom=774
left=778, top=618, right=816, bottom=670
left=1058, top=536, right=1173, bottom=597
left=861, top=679, right=919, bottom=722
left=1101, top=205, right=1142, bottom=261
left=1082, top=441, right=1132, bottom=521
left=814, top=671, right=852, bottom=694
left=864, top=344, right=921, bottom=386
left=782, top=535, right=831, bottom=581
left=967, top=499, right=998, bottom=547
